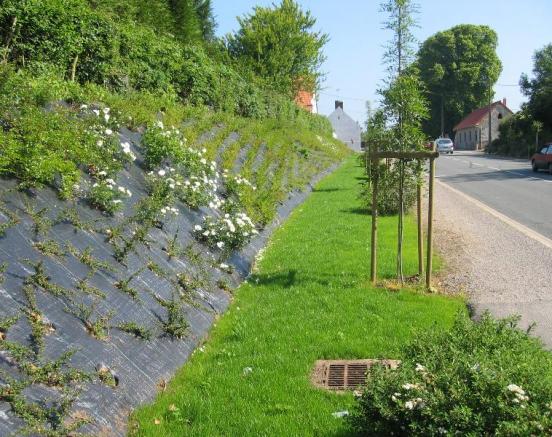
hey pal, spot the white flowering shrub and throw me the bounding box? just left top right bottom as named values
left=87, top=170, right=132, bottom=215
left=223, top=170, right=257, bottom=200
left=193, top=212, right=258, bottom=252
left=147, top=162, right=221, bottom=210
left=350, top=313, right=552, bottom=435
left=80, top=105, right=136, bottom=167
left=141, top=121, right=188, bottom=168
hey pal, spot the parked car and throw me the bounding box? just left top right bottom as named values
left=531, top=144, right=552, bottom=174
left=435, top=138, right=454, bottom=154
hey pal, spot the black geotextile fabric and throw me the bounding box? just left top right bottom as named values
left=0, top=126, right=338, bottom=436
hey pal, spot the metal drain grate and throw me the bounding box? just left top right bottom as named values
left=312, top=359, right=400, bottom=391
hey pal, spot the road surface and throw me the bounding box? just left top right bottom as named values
left=436, top=151, right=552, bottom=239
left=432, top=151, right=552, bottom=348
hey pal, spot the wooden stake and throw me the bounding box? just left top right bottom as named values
left=426, top=157, right=436, bottom=289
left=417, top=182, right=424, bottom=276
left=370, top=163, right=379, bottom=285
left=71, top=54, right=79, bottom=82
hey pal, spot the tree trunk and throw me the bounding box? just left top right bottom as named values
left=2, top=17, right=18, bottom=64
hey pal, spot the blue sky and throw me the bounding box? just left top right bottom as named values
left=213, top=0, right=552, bottom=125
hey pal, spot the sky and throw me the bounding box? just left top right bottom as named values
left=213, top=0, right=552, bottom=127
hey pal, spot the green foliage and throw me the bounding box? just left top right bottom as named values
left=0, top=0, right=116, bottom=82
left=380, top=0, right=419, bottom=77
left=521, top=44, right=552, bottom=132
left=154, top=292, right=189, bottom=339
left=417, top=24, right=502, bottom=138
left=169, top=0, right=202, bottom=43
left=227, top=0, right=328, bottom=96
left=492, top=44, right=552, bottom=157
left=117, top=322, right=152, bottom=340
left=372, top=0, right=428, bottom=281
left=350, top=313, right=552, bottom=436
left=489, top=109, right=550, bottom=157
left=362, top=163, right=418, bottom=216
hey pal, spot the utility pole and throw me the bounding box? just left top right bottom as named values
left=440, top=94, right=444, bottom=138
left=487, top=83, right=492, bottom=150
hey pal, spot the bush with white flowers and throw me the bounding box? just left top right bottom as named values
left=141, top=121, right=188, bottom=168
left=80, top=105, right=136, bottom=167
left=87, top=172, right=132, bottom=215
left=223, top=170, right=257, bottom=202
left=193, top=212, right=258, bottom=252
left=147, top=163, right=221, bottom=210
left=349, top=313, right=552, bottom=436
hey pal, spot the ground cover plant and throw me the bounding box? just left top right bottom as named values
left=350, top=313, right=552, bottom=436
left=130, top=156, right=465, bottom=436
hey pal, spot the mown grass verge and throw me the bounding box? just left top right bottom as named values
left=130, top=156, right=466, bottom=436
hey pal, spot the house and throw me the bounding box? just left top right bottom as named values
left=453, top=99, right=513, bottom=150
left=295, top=90, right=318, bottom=113
left=328, top=101, right=362, bottom=152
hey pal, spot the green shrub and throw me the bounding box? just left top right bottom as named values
left=350, top=313, right=552, bottom=436
left=361, top=162, right=418, bottom=216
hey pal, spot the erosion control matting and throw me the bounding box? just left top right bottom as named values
left=0, top=125, right=339, bottom=436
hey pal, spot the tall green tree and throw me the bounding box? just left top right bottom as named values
left=521, top=44, right=552, bottom=132
left=169, top=0, right=202, bottom=43
left=193, top=0, right=216, bottom=41
left=417, top=24, right=502, bottom=139
left=226, top=0, right=328, bottom=96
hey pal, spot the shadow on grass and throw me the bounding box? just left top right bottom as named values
left=340, top=207, right=370, bottom=215
left=312, top=187, right=342, bottom=193
left=248, top=270, right=363, bottom=289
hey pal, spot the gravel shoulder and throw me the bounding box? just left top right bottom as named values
left=433, top=180, right=552, bottom=348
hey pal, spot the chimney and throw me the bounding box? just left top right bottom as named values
left=335, top=100, right=344, bottom=110
left=502, top=98, right=507, bottom=106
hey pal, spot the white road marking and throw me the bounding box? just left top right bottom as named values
left=437, top=180, right=552, bottom=251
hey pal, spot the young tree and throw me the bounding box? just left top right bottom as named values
left=226, top=0, right=328, bottom=96
left=369, top=0, right=428, bottom=281
left=417, top=25, right=502, bottom=139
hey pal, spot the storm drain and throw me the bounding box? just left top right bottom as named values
left=311, top=359, right=400, bottom=391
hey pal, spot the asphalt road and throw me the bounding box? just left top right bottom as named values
left=435, top=151, right=552, bottom=240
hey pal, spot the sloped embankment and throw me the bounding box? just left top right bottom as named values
left=0, top=101, right=347, bottom=435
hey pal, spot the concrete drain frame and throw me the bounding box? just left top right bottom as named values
left=311, top=359, right=400, bottom=391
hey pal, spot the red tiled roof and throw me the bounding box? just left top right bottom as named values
left=295, top=90, right=314, bottom=112
left=453, top=101, right=511, bottom=131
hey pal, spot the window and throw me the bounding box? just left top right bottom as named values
left=498, top=113, right=503, bottom=120
left=547, top=146, right=552, bottom=155
left=469, top=131, right=472, bottom=142
left=540, top=147, right=548, bottom=154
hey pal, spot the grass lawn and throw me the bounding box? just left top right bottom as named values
left=130, top=155, right=465, bottom=436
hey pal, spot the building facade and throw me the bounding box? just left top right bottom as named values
left=328, top=101, right=362, bottom=152
left=295, top=90, right=318, bottom=114
left=453, top=99, right=513, bottom=150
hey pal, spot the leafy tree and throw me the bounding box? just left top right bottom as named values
left=491, top=44, right=552, bottom=157
left=226, top=0, right=328, bottom=96
left=169, top=0, right=202, bottom=43
left=521, top=44, right=552, bottom=132
left=417, top=24, right=502, bottom=139
left=193, top=0, right=216, bottom=41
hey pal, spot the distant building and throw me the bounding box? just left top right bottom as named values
left=295, top=90, right=318, bottom=114
left=328, top=101, right=362, bottom=152
left=453, top=99, right=513, bottom=150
